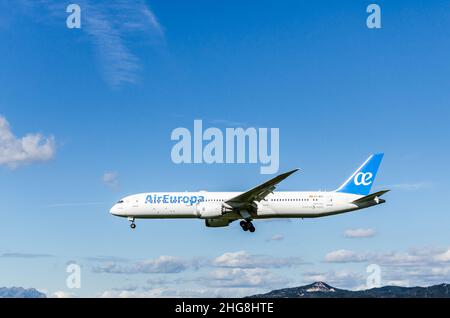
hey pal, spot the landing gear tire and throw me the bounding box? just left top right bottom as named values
left=128, top=217, right=136, bottom=230
left=240, top=220, right=255, bottom=233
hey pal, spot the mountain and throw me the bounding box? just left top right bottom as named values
left=247, top=281, right=450, bottom=298
left=0, top=287, right=46, bottom=298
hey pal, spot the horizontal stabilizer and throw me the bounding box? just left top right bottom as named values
left=353, top=190, right=390, bottom=204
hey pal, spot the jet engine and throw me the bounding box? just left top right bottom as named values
left=205, top=218, right=231, bottom=227
left=197, top=202, right=233, bottom=218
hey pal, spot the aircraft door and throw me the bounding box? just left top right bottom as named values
left=326, top=195, right=333, bottom=207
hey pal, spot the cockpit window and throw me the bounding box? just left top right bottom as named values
left=117, top=200, right=124, bottom=204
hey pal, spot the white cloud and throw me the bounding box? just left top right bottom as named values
left=380, top=265, right=450, bottom=287
left=94, top=251, right=303, bottom=275
left=380, top=182, right=432, bottom=191
left=53, top=291, right=75, bottom=298
left=0, top=116, right=55, bottom=168
left=374, top=251, right=426, bottom=266
left=384, top=280, right=410, bottom=287
left=93, top=255, right=190, bottom=274
left=213, top=251, right=304, bottom=268
left=85, top=255, right=129, bottom=263
left=322, top=247, right=450, bottom=287
left=99, top=289, right=164, bottom=298
left=344, top=228, right=376, bottom=238
left=99, top=286, right=261, bottom=298
left=102, top=171, right=119, bottom=189
left=93, top=251, right=301, bottom=295
left=325, top=249, right=367, bottom=263
left=93, top=246, right=450, bottom=296
left=434, top=249, right=450, bottom=262
left=205, top=268, right=288, bottom=288
left=266, top=234, right=284, bottom=242
left=324, top=247, right=448, bottom=266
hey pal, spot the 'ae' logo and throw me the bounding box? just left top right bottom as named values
left=354, top=172, right=373, bottom=186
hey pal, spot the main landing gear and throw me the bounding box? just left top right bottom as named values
left=240, top=220, right=255, bottom=233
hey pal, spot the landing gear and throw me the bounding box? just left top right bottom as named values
left=240, top=220, right=255, bottom=233
left=128, top=217, right=136, bottom=230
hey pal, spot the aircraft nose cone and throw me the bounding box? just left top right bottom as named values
left=110, top=204, right=119, bottom=215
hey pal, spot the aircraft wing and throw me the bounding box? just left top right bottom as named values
left=225, top=169, right=299, bottom=208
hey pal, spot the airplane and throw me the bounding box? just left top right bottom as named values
left=110, top=153, right=389, bottom=233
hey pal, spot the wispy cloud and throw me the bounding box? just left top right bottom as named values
left=324, top=249, right=367, bottom=263
left=212, top=251, right=305, bottom=268
left=99, top=286, right=262, bottom=298
left=15, top=0, right=164, bottom=87
left=92, top=251, right=305, bottom=281
left=0, top=252, right=53, bottom=259
left=102, top=171, right=119, bottom=190
left=378, top=182, right=432, bottom=191
left=322, top=246, right=450, bottom=286
left=53, top=291, right=76, bottom=298
left=266, top=234, right=285, bottom=242
left=85, top=255, right=129, bottom=263
left=0, top=115, right=55, bottom=168
left=44, top=202, right=109, bottom=208
left=344, top=228, right=376, bottom=238
left=93, top=255, right=191, bottom=274
left=81, top=1, right=165, bottom=86
left=92, top=251, right=305, bottom=295
left=203, top=268, right=289, bottom=288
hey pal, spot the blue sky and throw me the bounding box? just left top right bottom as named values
left=1, top=0, right=450, bottom=297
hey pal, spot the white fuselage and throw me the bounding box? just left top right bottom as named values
left=110, top=191, right=376, bottom=220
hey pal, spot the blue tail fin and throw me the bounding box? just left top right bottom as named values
left=335, top=153, right=384, bottom=196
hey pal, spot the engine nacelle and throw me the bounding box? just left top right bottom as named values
left=197, top=202, right=223, bottom=219
left=205, top=218, right=231, bottom=227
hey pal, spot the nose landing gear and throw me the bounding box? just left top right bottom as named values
left=128, top=217, right=136, bottom=230
left=240, top=220, right=255, bottom=233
